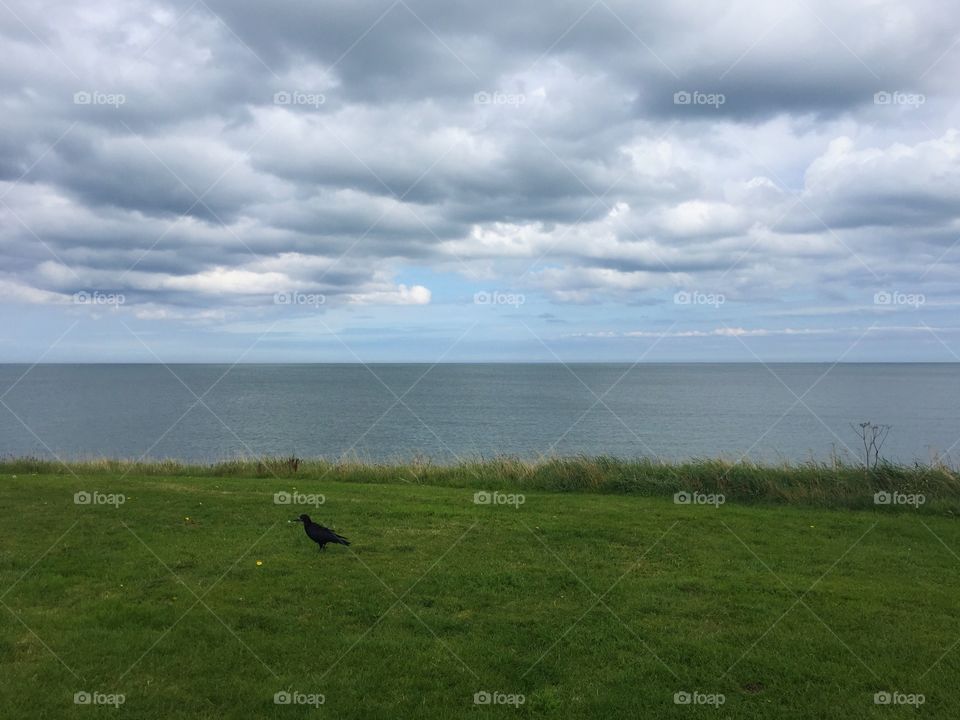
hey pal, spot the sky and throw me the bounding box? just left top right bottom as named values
left=2, top=0, right=959, bottom=362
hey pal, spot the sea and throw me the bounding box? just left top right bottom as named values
left=0, top=363, right=957, bottom=465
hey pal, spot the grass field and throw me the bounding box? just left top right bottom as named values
left=2, top=461, right=959, bottom=718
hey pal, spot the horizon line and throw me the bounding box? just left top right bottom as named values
left=2, top=360, right=958, bottom=365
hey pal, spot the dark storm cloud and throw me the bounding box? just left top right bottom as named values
left=195, top=0, right=955, bottom=117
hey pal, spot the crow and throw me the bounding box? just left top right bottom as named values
left=294, top=514, right=350, bottom=551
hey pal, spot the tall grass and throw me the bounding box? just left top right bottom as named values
left=3, top=455, right=958, bottom=513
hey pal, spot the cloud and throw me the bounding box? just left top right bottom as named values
left=347, top=283, right=431, bottom=305
left=572, top=325, right=960, bottom=339
left=1, top=0, right=959, bottom=359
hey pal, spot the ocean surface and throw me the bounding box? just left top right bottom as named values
left=0, top=364, right=957, bottom=465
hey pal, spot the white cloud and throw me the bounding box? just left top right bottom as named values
left=347, top=284, right=431, bottom=305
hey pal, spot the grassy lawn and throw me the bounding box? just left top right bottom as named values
left=1, top=468, right=958, bottom=718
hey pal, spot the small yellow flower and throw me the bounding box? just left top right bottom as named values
left=256, top=560, right=263, bottom=566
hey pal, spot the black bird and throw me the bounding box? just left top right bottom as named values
left=294, top=514, right=350, bottom=551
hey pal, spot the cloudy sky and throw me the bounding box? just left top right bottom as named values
left=2, top=0, right=959, bottom=362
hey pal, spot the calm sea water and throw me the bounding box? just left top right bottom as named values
left=0, top=364, right=957, bottom=465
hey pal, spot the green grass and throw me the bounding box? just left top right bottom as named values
left=4, top=455, right=959, bottom=513
left=1, top=463, right=959, bottom=718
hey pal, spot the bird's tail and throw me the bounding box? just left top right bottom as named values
left=334, top=534, right=350, bottom=546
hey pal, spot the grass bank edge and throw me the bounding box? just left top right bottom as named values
left=2, top=455, right=958, bottom=515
